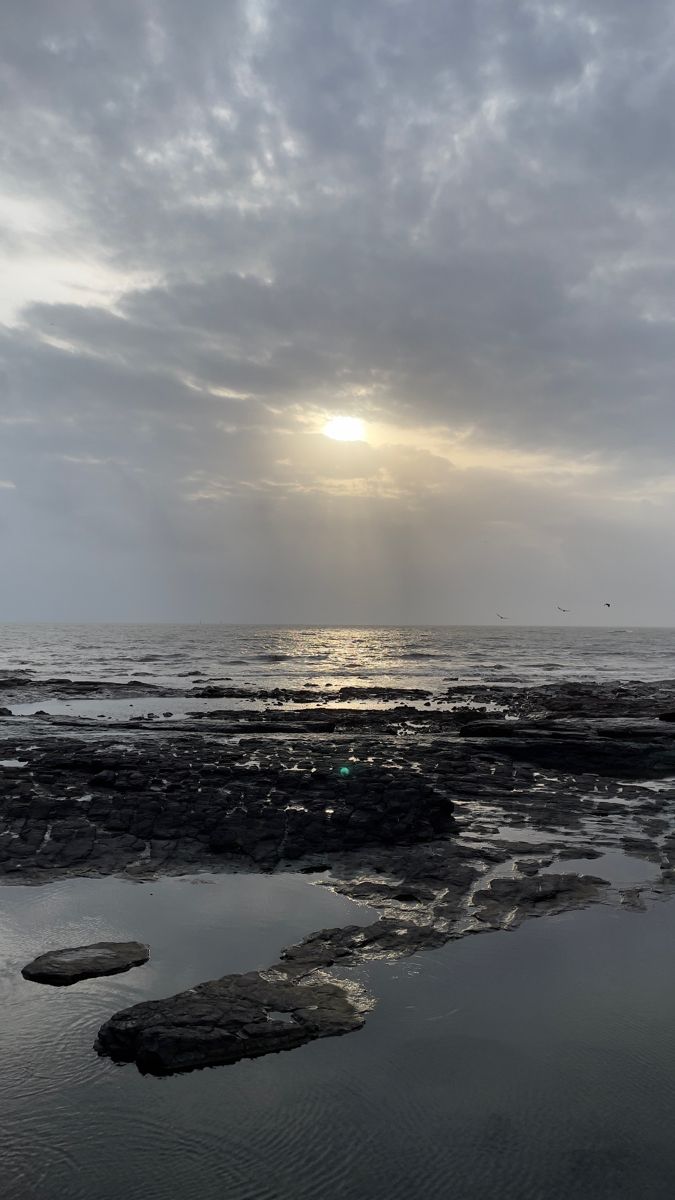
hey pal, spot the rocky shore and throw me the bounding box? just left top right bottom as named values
left=6, top=675, right=675, bottom=1072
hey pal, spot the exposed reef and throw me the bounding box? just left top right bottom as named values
left=0, top=745, right=454, bottom=877
left=95, top=968, right=369, bottom=1075
left=5, top=676, right=675, bottom=1072
left=22, top=941, right=149, bottom=985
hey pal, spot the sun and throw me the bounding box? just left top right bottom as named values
left=322, top=415, right=366, bottom=442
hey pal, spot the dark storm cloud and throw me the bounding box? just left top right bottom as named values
left=2, top=0, right=675, bottom=620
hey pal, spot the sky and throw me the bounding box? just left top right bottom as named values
left=2, top=0, right=675, bottom=625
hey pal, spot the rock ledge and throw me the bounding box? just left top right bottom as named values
left=22, top=940, right=149, bottom=985
left=95, top=968, right=367, bottom=1074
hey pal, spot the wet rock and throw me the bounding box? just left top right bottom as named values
left=5, top=675, right=675, bottom=1073
left=22, top=940, right=149, bottom=985
left=556, top=846, right=604, bottom=861
left=3, top=677, right=675, bottom=889
left=493, top=840, right=557, bottom=856
left=515, top=859, right=544, bottom=876
left=619, top=888, right=647, bottom=911
left=190, top=685, right=254, bottom=699
left=460, top=719, right=525, bottom=737
left=620, top=835, right=661, bottom=861
left=446, top=680, right=675, bottom=722
left=0, top=677, right=179, bottom=704
left=336, top=686, right=431, bottom=702
left=0, top=733, right=459, bottom=878
left=281, top=919, right=447, bottom=970
left=95, top=969, right=368, bottom=1075
left=472, top=873, right=609, bottom=927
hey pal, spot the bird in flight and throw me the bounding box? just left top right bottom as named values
left=496, top=613, right=508, bottom=621
left=604, top=602, right=611, bottom=608
left=556, top=606, right=570, bottom=613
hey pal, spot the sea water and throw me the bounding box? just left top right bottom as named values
left=1, top=622, right=674, bottom=694
left=2, top=876, right=675, bottom=1199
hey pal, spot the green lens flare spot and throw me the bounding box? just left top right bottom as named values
left=339, top=766, right=351, bottom=777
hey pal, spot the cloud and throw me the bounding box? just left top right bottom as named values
left=1, top=0, right=675, bottom=620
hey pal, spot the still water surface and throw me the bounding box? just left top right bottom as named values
left=3, top=874, right=675, bottom=1199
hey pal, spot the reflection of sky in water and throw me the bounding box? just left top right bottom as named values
left=541, top=851, right=661, bottom=887
left=5, top=878, right=675, bottom=1198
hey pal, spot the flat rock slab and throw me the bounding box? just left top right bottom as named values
left=95, top=969, right=367, bottom=1075
left=22, top=941, right=149, bottom=986
left=471, top=873, right=609, bottom=928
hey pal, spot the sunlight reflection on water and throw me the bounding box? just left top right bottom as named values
left=3, top=624, right=675, bottom=694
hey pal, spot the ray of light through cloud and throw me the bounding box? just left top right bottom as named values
left=1, top=0, right=675, bottom=621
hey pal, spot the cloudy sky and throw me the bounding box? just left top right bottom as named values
left=2, top=0, right=675, bottom=624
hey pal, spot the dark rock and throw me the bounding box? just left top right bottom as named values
left=0, top=676, right=179, bottom=704
left=22, top=940, right=149, bottom=985
left=460, top=720, right=523, bottom=737
left=515, top=859, right=542, bottom=876
left=281, top=917, right=447, bottom=970
left=95, top=969, right=367, bottom=1075
left=620, top=888, right=647, bottom=911
left=4, top=673, right=675, bottom=1080
left=191, top=685, right=254, bottom=699
left=472, top=873, right=609, bottom=927
left=620, top=835, right=661, bottom=861
left=337, top=686, right=431, bottom=701
left=3, top=677, right=675, bottom=891
left=556, top=846, right=604, bottom=861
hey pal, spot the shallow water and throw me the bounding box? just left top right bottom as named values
left=542, top=851, right=661, bottom=887
left=1, top=873, right=374, bottom=1200
left=4, top=876, right=675, bottom=1198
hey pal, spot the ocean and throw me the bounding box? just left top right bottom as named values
left=2, top=622, right=675, bottom=692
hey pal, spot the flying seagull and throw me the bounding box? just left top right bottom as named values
left=556, top=606, right=570, bottom=613
left=496, top=613, right=508, bottom=621
left=604, top=602, right=611, bottom=608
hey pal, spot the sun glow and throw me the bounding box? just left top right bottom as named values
left=322, top=415, right=366, bottom=441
